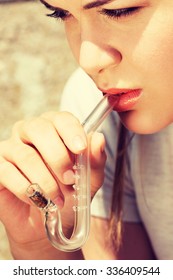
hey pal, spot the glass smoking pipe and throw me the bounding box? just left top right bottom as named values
left=26, top=94, right=117, bottom=252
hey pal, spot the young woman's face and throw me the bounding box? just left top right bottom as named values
left=42, top=0, right=173, bottom=134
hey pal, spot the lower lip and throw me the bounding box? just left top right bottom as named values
left=107, top=89, right=142, bottom=112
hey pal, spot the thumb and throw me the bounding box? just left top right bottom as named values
left=89, top=132, right=107, bottom=198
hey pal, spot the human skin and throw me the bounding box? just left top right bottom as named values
left=44, top=0, right=173, bottom=134
left=0, top=114, right=106, bottom=259
left=1, top=0, right=173, bottom=259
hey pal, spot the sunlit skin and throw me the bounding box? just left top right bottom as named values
left=1, top=0, right=173, bottom=260
left=42, top=0, right=173, bottom=134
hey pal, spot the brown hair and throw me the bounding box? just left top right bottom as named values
left=108, top=122, right=131, bottom=252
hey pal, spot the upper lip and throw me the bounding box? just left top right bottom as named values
left=99, top=88, right=140, bottom=95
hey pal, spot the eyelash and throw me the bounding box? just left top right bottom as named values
left=47, top=7, right=140, bottom=22
left=99, top=7, right=140, bottom=20
left=47, top=9, right=70, bottom=21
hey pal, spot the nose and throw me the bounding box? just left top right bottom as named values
left=79, top=40, right=122, bottom=77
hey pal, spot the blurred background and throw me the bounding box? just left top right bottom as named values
left=0, top=0, right=77, bottom=259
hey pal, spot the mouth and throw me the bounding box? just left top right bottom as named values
left=100, top=88, right=142, bottom=112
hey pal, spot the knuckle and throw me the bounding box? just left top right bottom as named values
left=0, top=158, right=11, bottom=176
left=17, top=117, right=56, bottom=141
left=0, top=140, right=9, bottom=154
left=11, top=120, right=24, bottom=137
left=27, top=117, right=52, bottom=133
left=0, top=157, right=7, bottom=170
left=55, top=111, right=81, bottom=127
left=12, top=144, right=36, bottom=164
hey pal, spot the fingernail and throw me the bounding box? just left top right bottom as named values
left=73, top=135, right=87, bottom=151
left=63, top=170, right=75, bottom=185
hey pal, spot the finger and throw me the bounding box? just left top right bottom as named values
left=3, top=141, right=65, bottom=204
left=89, top=132, right=107, bottom=197
left=12, top=117, right=76, bottom=185
left=0, top=156, right=30, bottom=203
left=41, top=111, right=87, bottom=153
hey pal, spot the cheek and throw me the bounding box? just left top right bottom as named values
left=135, top=41, right=173, bottom=86
left=131, top=19, right=173, bottom=88
left=120, top=19, right=173, bottom=133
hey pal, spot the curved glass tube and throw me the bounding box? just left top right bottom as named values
left=27, top=94, right=117, bottom=252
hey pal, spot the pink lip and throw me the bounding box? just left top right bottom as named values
left=100, top=88, right=142, bottom=112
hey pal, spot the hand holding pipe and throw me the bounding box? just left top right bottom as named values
left=26, top=94, right=117, bottom=252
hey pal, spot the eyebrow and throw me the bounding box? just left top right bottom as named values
left=40, top=0, right=113, bottom=11
left=83, top=0, right=113, bottom=10
left=40, top=0, right=56, bottom=11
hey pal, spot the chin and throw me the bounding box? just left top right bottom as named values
left=119, top=110, right=171, bottom=135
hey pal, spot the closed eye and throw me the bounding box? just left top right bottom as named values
left=47, top=9, right=70, bottom=21
left=40, top=0, right=70, bottom=21
left=99, top=7, right=141, bottom=20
